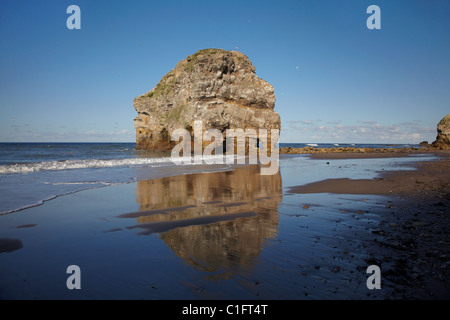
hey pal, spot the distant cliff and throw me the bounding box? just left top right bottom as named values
left=133, top=48, right=280, bottom=152
left=431, top=114, right=450, bottom=149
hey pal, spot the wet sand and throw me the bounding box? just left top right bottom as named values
left=288, top=153, right=450, bottom=197
left=309, top=152, right=420, bottom=159
left=0, top=151, right=449, bottom=299
left=289, top=150, right=450, bottom=298
left=0, top=238, right=23, bottom=253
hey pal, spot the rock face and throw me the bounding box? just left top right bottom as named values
left=133, top=48, right=280, bottom=152
left=431, top=114, right=450, bottom=149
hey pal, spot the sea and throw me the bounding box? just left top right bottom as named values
left=0, top=142, right=424, bottom=215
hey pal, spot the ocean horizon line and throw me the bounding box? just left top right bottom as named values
left=0, top=141, right=422, bottom=145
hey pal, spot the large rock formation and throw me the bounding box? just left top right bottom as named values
left=431, top=114, right=450, bottom=149
left=133, top=48, right=280, bottom=152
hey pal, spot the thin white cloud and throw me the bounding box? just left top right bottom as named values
left=284, top=120, right=436, bottom=143
left=358, top=121, right=377, bottom=125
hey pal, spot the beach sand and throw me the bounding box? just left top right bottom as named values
left=0, top=150, right=449, bottom=299
left=289, top=152, right=450, bottom=196
left=289, top=150, right=450, bottom=298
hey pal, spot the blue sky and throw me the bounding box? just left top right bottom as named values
left=0, top=0, right=449, bottom=143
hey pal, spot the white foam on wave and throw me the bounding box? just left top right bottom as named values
left=0, top=199, right=51, bottom=216
left=0, top=157, right=171, bottom=174
left=0, top=155, right=245, bottom=174
left=306, top=143, right=318, bottom=147
left=0, top=182, right=120, bottom=215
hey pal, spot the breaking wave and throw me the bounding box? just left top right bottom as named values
left=0, top=155, right=243, bottom=174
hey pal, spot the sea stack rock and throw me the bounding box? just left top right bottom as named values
left=431, top=114, right=450, bottom=149
left=133, top=48, right=281, bottom=152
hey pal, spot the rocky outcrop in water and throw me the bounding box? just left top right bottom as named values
left=431, top=114, right=450, bottom=149
left=133, top=48, right=280, bottom=152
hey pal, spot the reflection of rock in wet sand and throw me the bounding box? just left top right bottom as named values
left=160, top=209, right=278, bottom=272
left=127, top=165, right=282, bottom=271
left=0, top=238, right=23, bottom=253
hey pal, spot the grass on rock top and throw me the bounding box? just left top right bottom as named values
left=146, top=71, right=176, bottom=99
left=185, top=48, right=230, bottom=72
